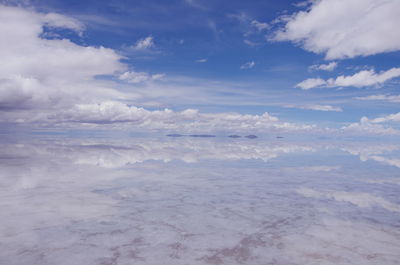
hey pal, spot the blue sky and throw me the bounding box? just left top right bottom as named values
left=0, top=0, right=400, bottom=135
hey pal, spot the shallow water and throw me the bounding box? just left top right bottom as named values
left=1, top=136, right=400, bottom=265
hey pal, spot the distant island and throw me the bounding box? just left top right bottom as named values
left=166, top=134, right=216, bottom=138
left=189, top=134, right=216, bottom=138
left=166, top=134, right=259, bottom=139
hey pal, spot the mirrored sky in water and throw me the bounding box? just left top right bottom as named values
left=1, top=135, right=400, bottom=265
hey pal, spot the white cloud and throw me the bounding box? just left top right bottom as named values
left=342, top=122, right=400, bottom=135
left=369, top=155, right=400, bottom=169
left=231, top=13, right=268, bottom=39
left=240, top=61, right=255, bottom=69
left=132, top=36, right=154, bottom=50
left=243, top=39, right=258, bottom=46
left=301, top=165, right=341, bottom=172
left=296, top=68, right=400, bottom=90
left=272, top=0, right=400, bottom=59
left=119, top=71, right=165, bottom=84
left=369, top=112, right=400, bottom=124
left=285, top=104, right=342, bottom=112
left=42, top=12, right=85, bottom=35
left=183, top=0, right=207, bottom=10
left=0, top=5, right=127, bottom=118
left=355, top=94, right=400, bottom=103
left=0, top=5, right=319, bottom=133
left=309, top=62, right=337, bottom=71
left=251, top=20, right=269, bottom=31
left=342, top=113, right=400, bottom=135
left=332, top=68, right=400, bottom=87
left=52, top=101, right=191, bottom=125
left=292, top=0, right=314, bottom=8
left=196, top=58, right=207, bottom=63
left=49, top=101, right=316, bottom=133
left=295, top=78, right=325, bottom=90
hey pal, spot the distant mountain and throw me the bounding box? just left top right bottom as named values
left=189, top=134, right=216, bottom=138
left=166, top=134, right=216, bottom=138
left=166, top=134, right=184, bottom=137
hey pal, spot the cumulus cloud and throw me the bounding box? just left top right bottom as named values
left=342, top=113, right=400, bottom=135
left=0, top=5, right=132, bottom=122
left=284, top=104, right=342, bottom=112
left=0, top=6, right=122, bottom=79
left=0, top=5, right=321, bottom=133
left=355, top=94, right=400, bottom=103
left=48, top=101, right=317, bottom=132
left=296, top=68, right=400, bottom=90
left=272, top=0, right=400, bottom=59
left=132, top=36, right=155, bottom=50
left=240, top=61, right=255, bottom=69
left=309, top=62, right=337, bottom=72
left=52, top=101, right=197, bottom=125
left=342, top=121, right=400, bottom=135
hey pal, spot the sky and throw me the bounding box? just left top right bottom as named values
left=0, top=0, right=400, bottom=135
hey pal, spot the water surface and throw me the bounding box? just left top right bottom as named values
left=1, top=136, right=400, bottom=265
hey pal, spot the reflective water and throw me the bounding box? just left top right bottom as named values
left=1, top=136, right=400, bottom=265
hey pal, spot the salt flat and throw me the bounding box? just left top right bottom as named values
left=0, top=136, right=399, bottom=265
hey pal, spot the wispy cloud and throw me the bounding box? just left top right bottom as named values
left=309, top=62, right=338, bottom=72
left=183, top=0, right=207, bottom=10
left=369, top=112, right=400, bottom=124
left=296, top=78, right=326, bottom=90
left=240, top=61, right=255, bottom=69
left=196, top=58, right=207, bottom=63
left=230, top=12, right=269, bottom=44
left=284, top=104, right=343, bottom=112
left=296, top=68, right=400, bottom=90
left=132, top=36, right=155, bottom=50
left=243, top=39, right=259, bottom=46
left=251, top=20, right=269, bottom=31
left=119, top=71, right=165, bottom=84
left=355, top=94, right=400, bottom=103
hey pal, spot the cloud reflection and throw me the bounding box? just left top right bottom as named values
left=0, top=136, right=400, bottom=265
